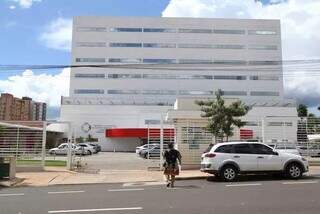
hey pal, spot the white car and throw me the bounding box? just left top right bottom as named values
left=49, top=143, right=87, bottom=155
left=77, top=143, right=96, bottom=155
left=135, top=144, right=159, bottom=154
left=201, top=142, right=309, bottom=181
left=273, top=143, right=301, bottom=156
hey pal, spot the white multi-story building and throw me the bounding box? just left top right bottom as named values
left=60, top=16, right=287, bottom=151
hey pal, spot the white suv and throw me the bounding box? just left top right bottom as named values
left=201, top=142, right=309, bottom=181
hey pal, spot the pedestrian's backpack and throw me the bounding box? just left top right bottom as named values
left=166, top=149, right=179, bottom=164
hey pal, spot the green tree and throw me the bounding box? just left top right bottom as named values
left=196, top=90, right=249, bottom=142
left=297, top=104, right=308, bottom=117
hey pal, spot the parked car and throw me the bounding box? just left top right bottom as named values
left=297, top=144, right=320, bottom=157
left=77, top=143, right=96, bottom=155
left=88, top=143, right=101, bottom=153
left=273, top=143, right=301, bottom=156
left=201, top=142, right=309, bottom=181
left=135, top=143, right=159, bottom=154
left=139, top=144, right=169, bottom=159
left=49, top=143, right=87, bottom=156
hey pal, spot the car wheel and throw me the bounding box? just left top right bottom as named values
left=87, top=150, right=92, bottom=155
left=50, top=151, right=55, bottom=155
left=286, top=163, right=302, bottom=179
left=220, top=165, right=238, bottom=182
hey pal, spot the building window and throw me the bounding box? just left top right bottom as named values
left=74, top=89, right=104, bottom=94
left=213, top=44, right=245, bottom=49
left=268, top=122, right=293, bottom=126
left=178, top=43, right=212, bottom=49
left=109, top=43, right=142, bottom=48
left=178, top=28, right=212, bottom=33
left=213, top=29, right=245, bottom=34
left=107, top=90, right=139, bottom=94
left=250, top=76, right=279, bottom=81
left=248, top=45, right=278, bottom=50
left=141, top=90, right=177, bottom=95
left=213, top=60, right=246, bottom=65
left=179, top=90, right=212, bottom=95
left=75, top=74, right=105, bottom=78
left=250, top=91, right=279, bottom=96
left=75, top=58, right=106, bottom=63
left=248, top=61, right=279, bottom=65
left=143, top=43, right=176, bottom=48
left=77, top=27, right=107, bottom=32
left=244, top=121, right=260, bottom=126
left=214, top=75, right=246, bottom=80
left=108, top=58, right=142, bottom=63
left=76, top=42, right=106, bottom=47
left=110, top=27, right=142, bottom=32
left=179, top=59, right=212, bottom=64
left=108, top=74, right=142, bottom=79
left=221, top=91, right=247, bottom=96
left=143, top=59, right=177, bottom=64
left=143, top=28, right=176, bottom=33
left=248, top=30, right=277, bottom=35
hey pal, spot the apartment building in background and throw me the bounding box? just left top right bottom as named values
left=60, top=16, right=295, bottom=151
left=0, top=93, right=47, bottom=121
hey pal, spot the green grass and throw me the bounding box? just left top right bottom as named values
left=17, top=160, right=67, bottom=167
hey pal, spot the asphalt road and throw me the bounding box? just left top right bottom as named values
left=1, top=176, right=320, bottom=214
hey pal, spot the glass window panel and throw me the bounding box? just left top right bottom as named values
left=248, top=30, right=277, bottom=35
left=221, top=91, right=247, bottom=96
left=108, top=58, right=142, bottom=63
left=76, top=58, right=105, bottom=63
left=143, top=43, right=176, bottom=48
left=178, top=28, right=212, bottom=33
left=179, top=90, right=212, bottom=95
left=214, top=75, right=246, bottom=80
left=108, top=74, right=142, bottom=79
left=107, top=90, right=139, bottom=94
left=244, top=121, right=260, bottom=126
left=248, top=45, right=278, bottom=50
left=109, top=43, right=142, bottom=47
left=77, top=42, right=106, bottom=47
left=213, top=60, right=246, bottom=65
left=250, top=91, right=279, bottom=96
left=233, top=144, right=253, bottom=154
left=77, top=27, right=107, bottom=32
left=213, top=29, right=245, bottom=34
left=179, top=59, right=212, bottom=64
left=143, top=28, right=176, bottom=33
left=248, top=61, right=279, bottom=65
left=110, top=27, right=142, bottom=32
left=143, top=59, right=177, bottom=64
left=75, top=74, right=105, bottom=78
left=213, top=44, right=246, bottom=49
left=250, top=76, right=279, bottom=81
left=178, top=43, right=212, bottom=49
left=74, top=89, right=104, bottom=94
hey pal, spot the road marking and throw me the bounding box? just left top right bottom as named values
left=226, top=183, right=262, bottom=187
left=48, top=191, right=85, bottom=194
left=108, top=188, right=144, bottom=192
left=0, top=193, right=25, bottom=197
left=123, top=181, right=166, bottom=187
left=282, top=181, right=319, bottom=185
left=48, top=207, right=143, bottom=213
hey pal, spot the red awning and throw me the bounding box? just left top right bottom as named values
left=240, top=129, right=253, bottom=139
left=105, top=128, right=175, bottom=138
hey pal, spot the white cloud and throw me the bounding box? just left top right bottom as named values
left=0, top=68, right=70, bottom=107
left=162, top=0, right=320, bottom=108
left=11, top=0, right=42, bottom=9
left=9, top=5, right=16, bottom=9
left=39, top=18, right=72, bottom=51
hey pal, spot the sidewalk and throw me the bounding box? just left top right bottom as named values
left=2, top=166, right=320, bottom=187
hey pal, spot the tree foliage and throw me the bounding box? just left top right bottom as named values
left=196, top=89, right=249, bottom=142
left=297, top=104, right=308, bottom=117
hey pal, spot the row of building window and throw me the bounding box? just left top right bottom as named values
left=74, top=89, right=279, bottom=96
left=77, top=27, right=277, bottom=35
left=244, top=121, right=293, bottom=127
left=74, top=73, right=279, bottom=81
left=75, top=58, right=281, bottom=65
left=79, top=42, right=277, bottom=50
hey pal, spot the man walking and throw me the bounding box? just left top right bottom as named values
left=163, top=143, right=182, bottom=188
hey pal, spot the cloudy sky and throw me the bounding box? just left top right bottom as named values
left=0, top=0, right=319, bottom=118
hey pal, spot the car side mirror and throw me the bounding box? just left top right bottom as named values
left=272, top=151, right=279, bottom=156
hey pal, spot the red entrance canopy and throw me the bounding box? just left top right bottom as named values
left=105, top=128, right=175, bottom=138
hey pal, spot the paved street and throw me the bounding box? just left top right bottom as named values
left=1, top=176, right=320, bottom=214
